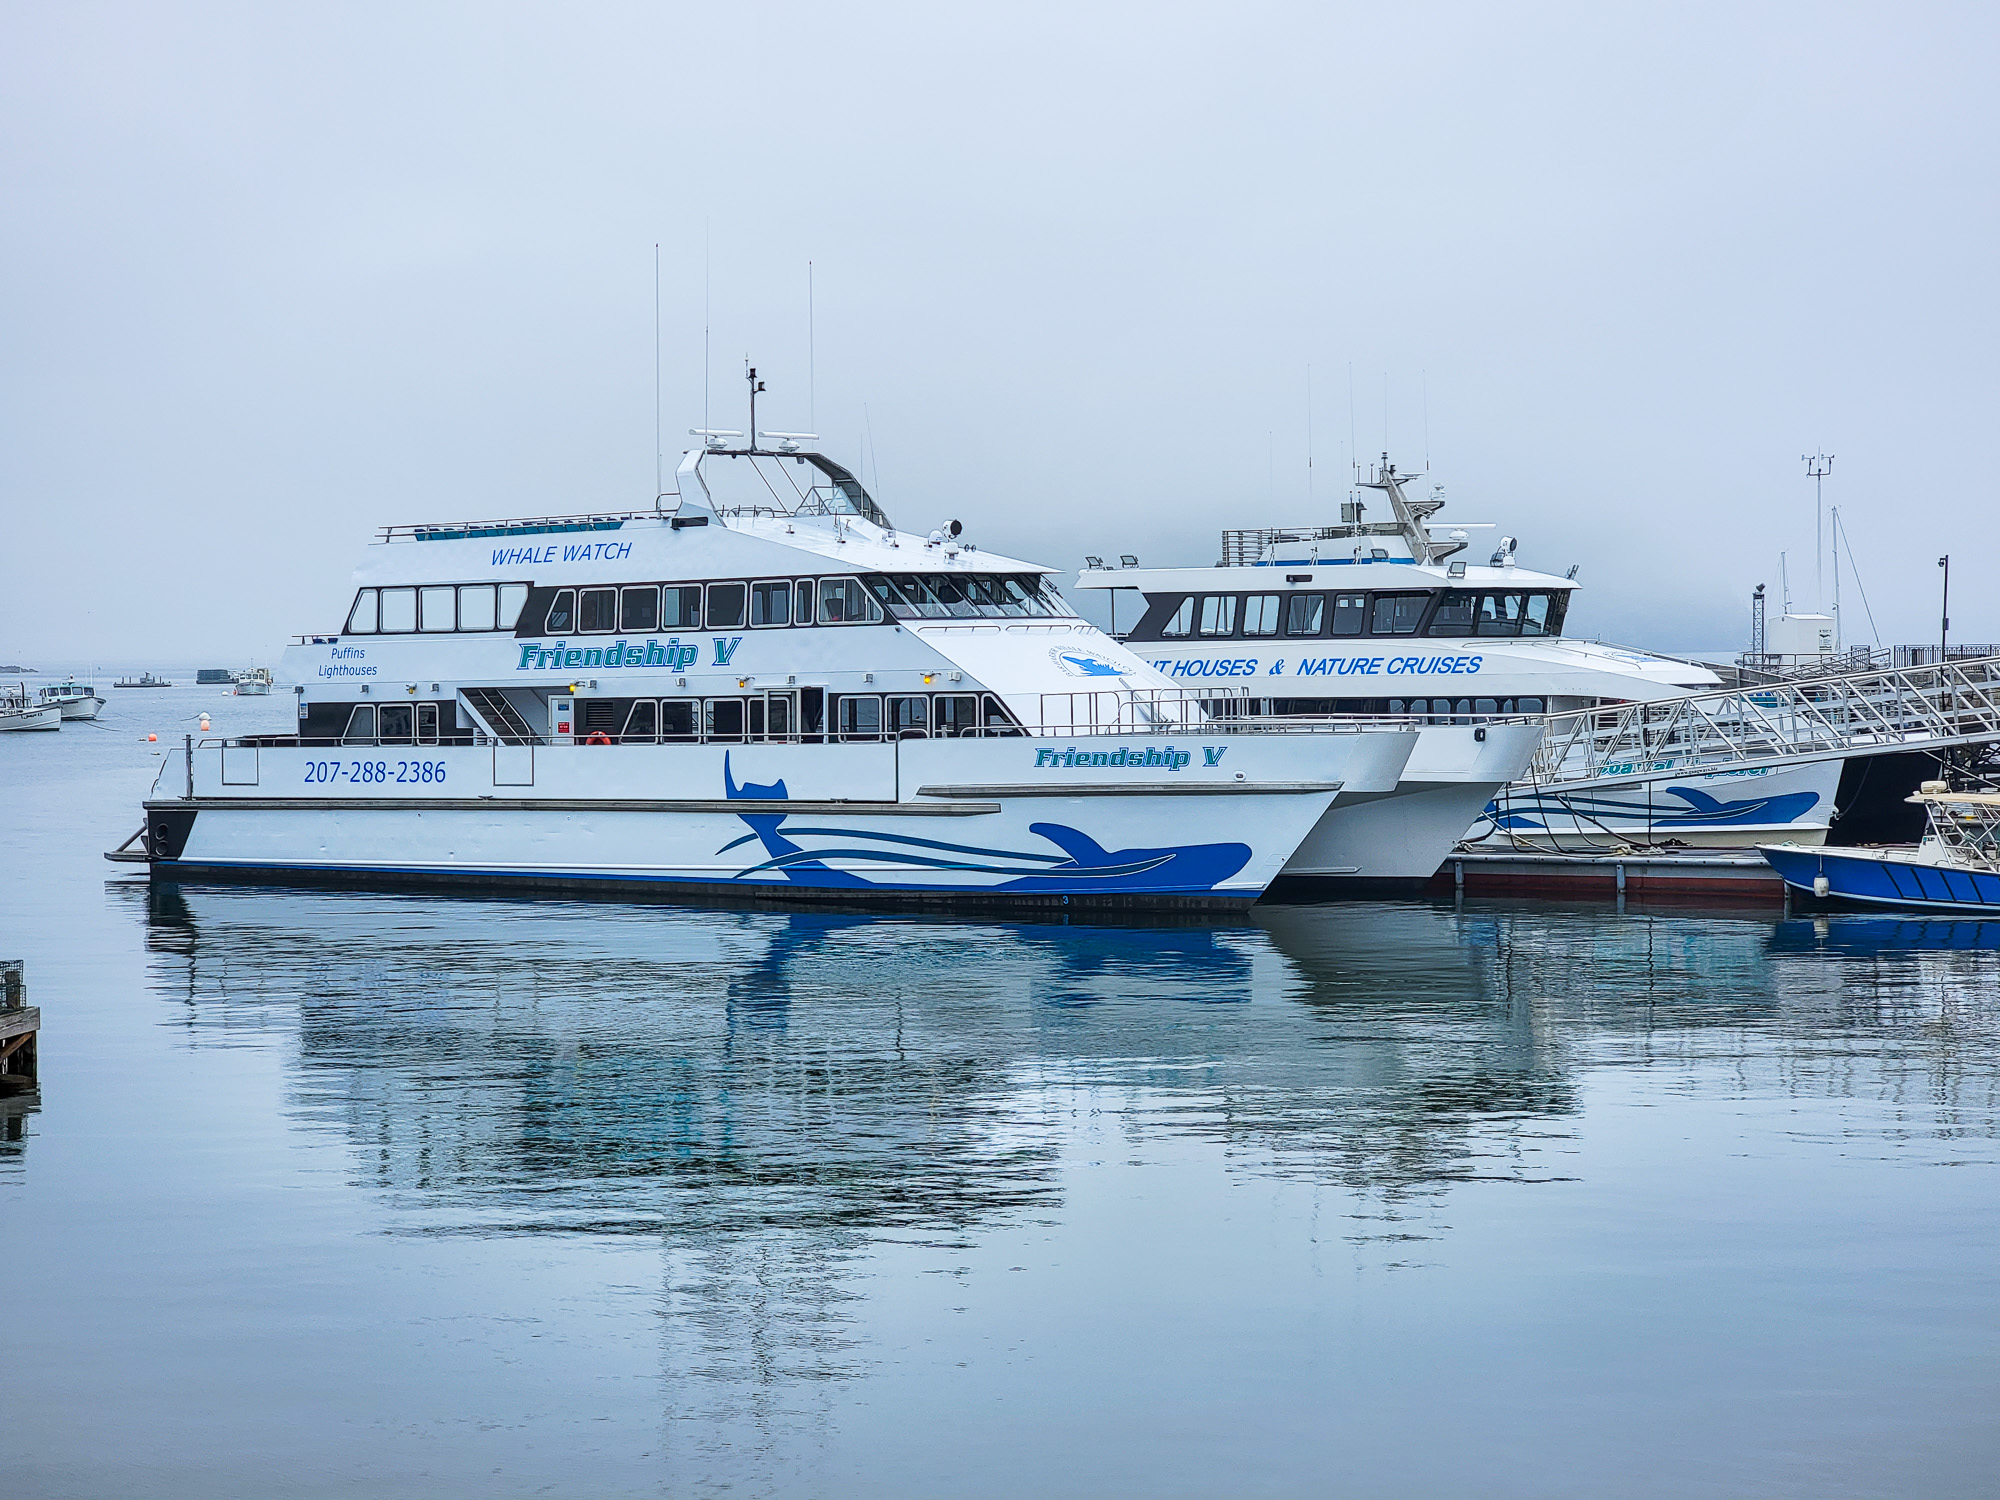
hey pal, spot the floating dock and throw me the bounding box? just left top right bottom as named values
left=1429, top=849, right=1784, bottom=902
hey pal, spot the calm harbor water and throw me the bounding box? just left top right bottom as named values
left=4, top=680, right=2000, bottom=1496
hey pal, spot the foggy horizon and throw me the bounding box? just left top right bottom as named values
left=4, top=2, right=1994, bottom=663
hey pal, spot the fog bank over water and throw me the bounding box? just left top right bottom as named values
left=2, top=2, right=1994, bottom=659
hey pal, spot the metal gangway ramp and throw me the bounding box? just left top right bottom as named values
left=1524, top=654, right=2000, bottom=788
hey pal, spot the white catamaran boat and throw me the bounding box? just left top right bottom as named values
left=118, top=425, right=1437, bottom=908
left=39, top=678, right=105, bottom=720
left=1077, top=459, right=1842, bottom=879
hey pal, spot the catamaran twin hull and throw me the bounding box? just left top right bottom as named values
left=141, top=732, right=1414, bottom=909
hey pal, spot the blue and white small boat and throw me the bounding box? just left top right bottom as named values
left=1760, top=784, right=2000, bottom=912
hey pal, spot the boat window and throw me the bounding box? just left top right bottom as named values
left=417, top=702, right=439, bottom=744
left=341, top=705, right=377, bottom=743
left=966, top=576, right=1027, bottom=616
left=622, top=700, right=657, bottom=742
left=1002, top=576, right=1057, bottom=617
left=1476, top=698, right=1498, bottom=715
left=929, top=576, right=980, bottom=619
left=579, top=587, right=618, bottom=633
left=1329, top=593, right=1366, bottom=636
left=887, top=695, right=929, bottom=737
left=379, top=588, right=417, bottom=633
left=416, top=586, right=453, bottom=632
left=1519, top=697, right=1544, bottom=713
left=705, top=698, right=745, bottom=741
left=1242, top=594, right=1280, bottom=637
left=982, top=693, right=1024, bottom=736
left=497, top=583, right=529, bottom=630
left=621, top=586, right=660, bottom=633
left=819, top=577, right=884, bottom=624
left=661, top=586, right=701, bottom=630
left=751, top=581, right=792, bottom=627
left=886, top=575, right=948, bottom=618
left=545, top=589, right=576, bottom=633
left=660, top=700, right=697, bottom=742
left=1427, top=589, right=1478, bottom=637
left=378, top=704, right=414, bottom=743
left=1523, top=591, right=1567, bottom=636
left=707, top=582, right=747, bottom=629
left=1034, top=576, right=1076, bottom=617
left=1197, top=595, right=1237, bottom=637
left=836, top=695, right=882, bottom=740
left=345, top=590, right=378, bottom=634
left=1283, top=593, right=1324, bottom=637
left=1476, top=593, right=1525, bottom=636
left=1370, top=592, right=1428, bottom=635
left=794, top=580, right=815, bottom=625
left=935, top=694, right=980, bottom=736
left=1160, top=597, right=1195, bottom=638
left=458, top=584, right=498, bottom=632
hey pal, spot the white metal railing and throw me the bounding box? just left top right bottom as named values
left=1525, top=655, right=2000, bottom=788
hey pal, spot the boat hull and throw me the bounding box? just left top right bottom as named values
left=1469, top=756, right=1841, bottom=852
left=132, top=732, right=1414, bottom=908
left=1, top=705, right=62, bottom=732
left=53, top=696, right=102, bottom=720
left=1280, top=721, right=1547, bottom=883
left=1760, top=842, right=2000, bottom=913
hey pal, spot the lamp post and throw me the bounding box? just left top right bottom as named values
left=1939, top=554, right=1951, bottom=663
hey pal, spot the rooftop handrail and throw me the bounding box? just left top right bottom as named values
left=375, top=510, right=660, bottom=542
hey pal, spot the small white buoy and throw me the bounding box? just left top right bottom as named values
left=198, top=713, right=211, bottom=732
left=1812, top=875, right=1831, bottom=897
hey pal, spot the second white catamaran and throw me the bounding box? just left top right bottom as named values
left=123, top=428, right=1477, bottom=908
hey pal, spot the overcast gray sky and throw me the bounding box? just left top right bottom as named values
left=4, top=2, right=1994, bottom=663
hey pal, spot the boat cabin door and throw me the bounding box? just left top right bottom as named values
left=750, top=690, right=798, bottom=743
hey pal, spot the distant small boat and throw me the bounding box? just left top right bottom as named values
left=114, top=673, right=174, bottom=688
left=1761, top=782, right=2000, bottom=913
left=1, top=685, right=60, bottom=732
left=39, top=678, right=105, bottom=720
left=232, top=678, right=271, bottom=696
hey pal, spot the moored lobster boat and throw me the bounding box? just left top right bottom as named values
left=1761, top=783, right=2000, bottom=913
left=116, top=427, right=1427, bottom=908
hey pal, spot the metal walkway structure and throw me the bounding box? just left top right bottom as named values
left=1524, top=655, right=2000, bottom=788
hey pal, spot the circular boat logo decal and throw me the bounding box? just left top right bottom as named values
left=1049, top=647, right=1126, bottom=679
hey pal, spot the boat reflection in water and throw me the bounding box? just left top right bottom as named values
left=128, top=882, right=2000, bottom=1478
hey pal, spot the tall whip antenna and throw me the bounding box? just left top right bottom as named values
left=1803, top=452, right=1833, bottom=611
left=653, top=242, right=662, bottom=498
left=808, top=260, right=816, bottom=436
left=1305, top=364, right=1314, bottom=506
left=702, top=221, right=711, bottom=435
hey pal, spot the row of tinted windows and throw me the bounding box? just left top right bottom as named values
left=572, top=692, right=1022, bottom=744
left=540, top=577, right=885, bottom=634
left=347, top=583, right=531, bottom=635
left=537, top=572, right=1070, bottom=636
left=1141, top=589, right=1569, bottom=641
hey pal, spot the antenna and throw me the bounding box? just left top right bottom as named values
left=1346, top=362, right=1357, bottom=484
left=807, top=260, right=816, bottom=436
left=1803, top=452, right=1833, bottom=610
left=1830, top=502, right=1842, bottom=650
left=702, top=221, right=711, bottom=435
left=1780, top=551, right=1792, bottom=615
left=1305, top=364, right=1313, bottom=506
left=745, top=360, right=765, bottom=449
left=1422, top=368, right=1430, bottom=470
left=653, top=242, right=662, bottom=500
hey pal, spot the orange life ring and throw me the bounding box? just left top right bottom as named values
left=584, top=731, right=612, bottom=746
